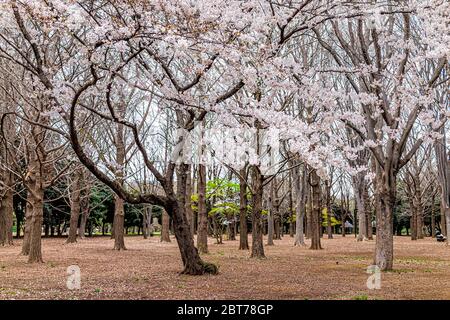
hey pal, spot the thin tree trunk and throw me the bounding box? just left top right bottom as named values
left=79, top=181, right=91, bottom=239
left=354, top=173, right=368, bottom=241
left=364, top=185, right=373, bottom=240
left=197, top=164, right=208, bottom=253
left=293, top=165, right=306, bottom=246
left=267, top=209, right=274, bottom=246
left=267, top=182, right=275, bottom=246
left=185, top=165, right=194, bottom=236
left=238, top=168, right=249, bottom=250
left=325, top=180, right=333, bottom=239
left=67, top=172, right=82, bottom=243
left=431, top=193, right=436, bottom=237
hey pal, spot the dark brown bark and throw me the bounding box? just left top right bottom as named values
left=197, top=164, right=208, bottom=253
left=250, top=165, right=265, bottom=258
left=309, top=169, right=322, bottom=250
left=173, top=163, right=217, bottom=274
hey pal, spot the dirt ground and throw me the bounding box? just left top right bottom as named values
left=0, top=235, right=449, bottom=300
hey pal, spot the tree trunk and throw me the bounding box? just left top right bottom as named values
left=23, top=153, right=45, bottom=263
left=161, top=208, right=171, bottom=242
left=67, top=172, right=82, bottom=243
left=410, top=197, right=418, bottom=240
left=0, top=181, right=14, bottom=246
left=267, top=209, right=274, bottom=246
left=113, top=195, right=126, bottom=250
left=170, top=163, right=217, bottom=274
left=305, top=186, right=312, bottom=239
left=364, top=185, right=373, bottom=240
left=197, top=164, right=208, bottom=253
left=293, top=165, right=306, bottom=246
left=21, top=197, right=32, bottom=255
left=309, top=169, right=322, bottom=250
left=431, top=193, right=436, bottom=238
left=143, top=204, right=153, bottom=239
left=435, top=128, right=449, bottom=237
left=112, top=103, right=126, bottom=250
left=27, top=174, right=45, bottom=263
left=250, top=166, right=265, bottom=258
left=374, top=164, right=396, bottom=271
left=185, top=165, right=194, bottom=236
left=274, top=215, right=281, bottom=240
left=168, top=199, right=217, bottom=275
left=238, top=168, right=249, bottom=250
left=267, top=182, right=275, bottom=246
left=325, top=180, right=333, bottom=239
left=0, top=108, right=14, bottom=246
left=353, top=173, right=368, bottom=241
left=79, top=181, right=91, bottom=239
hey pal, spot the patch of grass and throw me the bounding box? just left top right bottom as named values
left=387, top=268, right=414, bottom=274
left=396, top=257, right=428, bottom=265
left=351, top=256, right=368, bottom=261
left=94, top=288, right=102, bottom=293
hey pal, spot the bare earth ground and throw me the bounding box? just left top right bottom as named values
left=0, top=235, right=449, bottom=300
